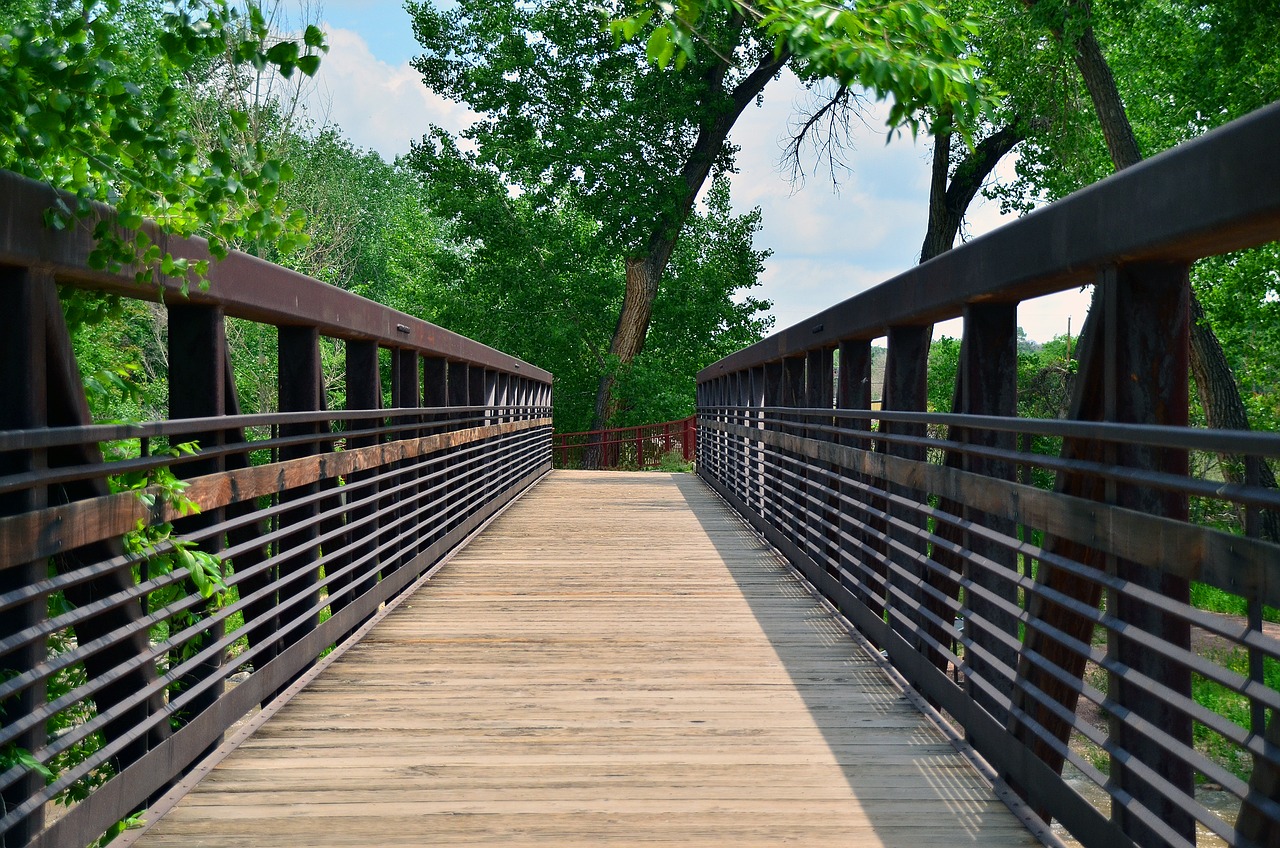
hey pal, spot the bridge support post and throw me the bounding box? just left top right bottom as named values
left=338, top=340, right=381, bottom=642
left=448, top=360, right=471, bottom=536
left=0, top=268, right=49, bottom=845
left=882, top=326, right=930, bottom=673
left=276, top=326, right=323, bottom=662
left=167, top=304, right=229, bottom=748
left=472, top=366, right=491, bottom=480
left=747, top=367, right=764, bottom=514
left=836, top=339, right=877, bottom=628
left=762, top=362, right=785, bottom=533
left=731, top=371, right=747, bottom=495
left=804, top=349, right=836, bottom=580
left=422, top=356, right=448, bottom=549
left=953, top=303, right=1019, bottom=726
left=780, top=357, right=806, bottom=553
left=392, top=348, right=422, bottom=571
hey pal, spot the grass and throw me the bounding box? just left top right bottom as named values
left=655, top=450, right=694, bottom=473
left=1191, top=648, right=1280, bottom=781
left=1190, top=582, right=1280, bottom=623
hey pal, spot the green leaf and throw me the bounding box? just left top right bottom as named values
left=265, top=41, right=299, bottom=66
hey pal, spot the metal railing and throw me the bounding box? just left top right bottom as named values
left=0, top=169, right=553, bottom=848
left=552, top=416, right=696, bottom=470
left=697, top=101, right=1280, bottom=848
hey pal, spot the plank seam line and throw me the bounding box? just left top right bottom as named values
left=113, top=466, right=552, bottom=847
left=692, top=474, right=1069, bottom=848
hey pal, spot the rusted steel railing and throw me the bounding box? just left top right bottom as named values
left=698, top=101, right=1280, bottom=848
left=552, top=416, right=696, bottom=470
left=0, top=170, right=553, bottom=848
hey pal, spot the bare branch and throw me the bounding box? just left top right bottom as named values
left=782, top=83, right=872, bottom=191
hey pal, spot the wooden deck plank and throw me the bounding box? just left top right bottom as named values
left=131, top=470, right=1039, bottom=847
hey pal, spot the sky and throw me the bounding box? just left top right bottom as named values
left=297, top=2, right=1090, bottom=344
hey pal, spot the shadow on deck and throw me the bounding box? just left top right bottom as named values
left=124, top=470, right=1043, bottom=847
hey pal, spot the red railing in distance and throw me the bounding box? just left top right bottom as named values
left=553, top=416, right=696, bottom=469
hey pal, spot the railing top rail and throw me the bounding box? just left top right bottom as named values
left=699, top=99, right=1280, bottom=380
left=0, top=169, right=551, bottom=383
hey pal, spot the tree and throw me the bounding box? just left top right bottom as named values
left=0, top=0, right=328, bottom=289
left=410, top=124, right=773, bottom=431
left=408, top=0, right=990, bottom=439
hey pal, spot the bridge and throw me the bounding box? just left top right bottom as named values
left=1, top=102, right=1279, bottom=848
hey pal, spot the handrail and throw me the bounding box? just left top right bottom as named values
left=0, top=169, right=549, bottom=383
left=0, top=168, right=554, bottom=848
left=552, top=416, right=696, bottom=470
left=697, top=100, right=1280, bottom=848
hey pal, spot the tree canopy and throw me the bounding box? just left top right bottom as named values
left=0, top=0, right=327, bottom=289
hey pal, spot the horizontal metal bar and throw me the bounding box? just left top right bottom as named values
left=0, top=405, right=547, bottom=453
left=7, top=460, right=550, bottom=845
left=709, top=417, right=1280, bottom=606
left=0, top=418, right=552, bottom=569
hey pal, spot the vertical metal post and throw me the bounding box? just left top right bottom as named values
left=448, top=361, right=470, bottom=534
left=422, top=356, right=448, bottom=550
left=338, top=340, right=381, bottom=639
left=882, top=326, right=930, bottom=659
left=805, top=348, right=835, bottom=574
left=762, top=362, right=785, bottom=529
left=1105, top=263, right=1193, bottom=846
left=780, top=357, right=806, bottom=549
left=836, top=339, right=877, bottom=621
left=953, top=303, right=1019, bottom=723
left=393, top=348, right=421, bottom=570
left=749, top=366, right=764, bottom=517
left=276, top=325, right=322, bottom=656
left=166, top=304, right=228, bottom=742
left=0, top=268, right=49, bottom=844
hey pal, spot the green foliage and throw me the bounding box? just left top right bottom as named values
left=0, top=745, right=54, bottom=782
left=114, top=442, right=229, bottom=606
left=619, top=0, right=996, bottom=138
left=1189, top=583, right=1280, bottom=624
left=1191, top=648, right=1280, bottom=780
left=1194, top=244, right=1280, bottom=437
left=0, top=0, right=327, bottom=292
left=94, top=813, right=146, bottom=847
left=410, top=137, right=773, bottom=430
left=612, top=178, right=774, bottom=426
left=656, top=449, right=695, bottom=472
left=926, top=335, right=960, bottom=413
left=410, top=0, right=767, bottom=254
left=67, top=291, right=169, bottom=422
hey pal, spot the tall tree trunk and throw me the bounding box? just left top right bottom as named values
left=591, top=255, right=665, bottom=426
left=920, top=121, right=1025, bottom=264
left=584, top=47, right=790, bottom=451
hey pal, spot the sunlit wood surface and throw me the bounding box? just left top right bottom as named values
left=132, top=470, right=1039, bottom=847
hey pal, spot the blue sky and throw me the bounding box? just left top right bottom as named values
left=300, top=2, right=1089, bottom=342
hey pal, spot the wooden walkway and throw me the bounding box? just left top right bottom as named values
left=131, top=471, right=1041, bottom=847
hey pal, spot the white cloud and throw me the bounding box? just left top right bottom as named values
left=300, top=26, right=475, bottom=160
left=726, top=70, right=1088, bottom=345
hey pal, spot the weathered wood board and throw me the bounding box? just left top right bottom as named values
left=131, top=470, right=1040, bottom=847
